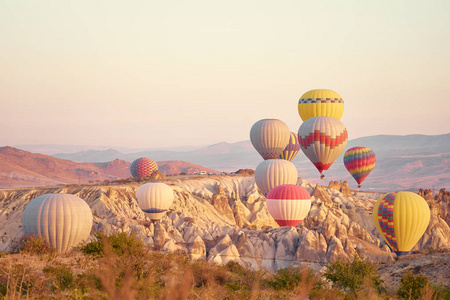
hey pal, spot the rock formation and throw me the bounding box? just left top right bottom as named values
left=1, top=176, right=449, bottom=272
left=328, top=181, right=352, bottom=197
left=234, top=169, right=255, bottom=176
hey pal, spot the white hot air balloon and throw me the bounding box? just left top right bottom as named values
left=22, top=194, right=93, bottom=253
left=136, top=183, right=175, bottom=222
left=254, top=159, right=298, bottom=196
left=250, top=119, right=290, bottom=160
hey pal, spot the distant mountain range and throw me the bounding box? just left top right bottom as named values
left=50, top=134, right=450, bottom=191
left=14, top=144, right=207, bottom=155
left=3, top=134, right=449, bottom=191
left=0, top=147, right=219, bottom=189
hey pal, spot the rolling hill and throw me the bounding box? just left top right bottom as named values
left=0, top=147, right=220, bottom=188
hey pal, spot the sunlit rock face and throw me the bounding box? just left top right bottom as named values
left=1, top=176, right=449, bottom=272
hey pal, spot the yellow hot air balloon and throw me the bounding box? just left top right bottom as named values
left=22, top=194, right=93, bottom=253
left=298, top=116, right=348, bottom=178
left=373, top=191, right=430, bottom=256
left=254, top=159, right=298, bottom=196
left=278, top=132, right=301, bottom=162
left=298, top=89, right=344, bottom=121
left=250, top=119, right=290, bottom=160
left=137, top=183, right=175, bottom=222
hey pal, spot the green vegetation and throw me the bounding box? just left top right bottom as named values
left=0, top=232, right=448, bottom=299
left=80, top=231, right=146, bottom=257
left=396, top=269, right=447, bottom=300
left=43, top=265, right=74, bottom=291
left=322, top=255, right=383, bottom=298
left=15, top=234, right=55, bottom=256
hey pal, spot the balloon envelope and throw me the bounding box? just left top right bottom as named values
left=373, top=191, right=430, bottom=256
left=278, top=132, right=301, bottom=162
left=22, top=194, right=93, bottom=253
left=254, top=159, right=298, bottom=196
left=266, top=184, right=311, bottom=227
left=130, top=157, right=158, bottom=178
left=137, top=183, right=174, bottom=222
left=298, top=89, right=344, bottom=121
left=298, top=116, right=348, bottom=176
left=250, top=119, right=290, bottom=160
left=344, top=147, right=376, bottom=188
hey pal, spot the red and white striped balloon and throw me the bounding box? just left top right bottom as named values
left=266, top=184, right=311, bottom=227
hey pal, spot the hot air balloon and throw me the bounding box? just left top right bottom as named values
left=136, top=183, right=174, bottom=222
left=130, top=157, right=158, bottom=178
left=266, top=184, right=311, bottom=227
left=298, top=116, right=348, bottom=178
left=278, top=132, right=301, bottom=162
left=297, top=89, right=344, bottom=121
left=250, top=119, right=290, bottom=160
left=344, top=147, right=376, bottom=188
left=254, top=159, right=298, bottom=196
left=22, top=194, right=93, bottom=253
left=373, top=191, right=430, bottom=256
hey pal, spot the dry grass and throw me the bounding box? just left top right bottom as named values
left=1, top=232, right=449, bottom=300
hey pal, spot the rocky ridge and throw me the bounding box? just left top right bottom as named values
left=0, top=176, right=449, bottom=274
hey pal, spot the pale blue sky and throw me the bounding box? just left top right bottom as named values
left=1, top=0, right=449, bottom=148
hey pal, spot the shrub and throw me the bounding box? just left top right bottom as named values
left=15, top=235, right=55, bottom=256
left=397, top=270, right=429, bottom=299
left=0, top=263, right=34, bottom=298
left=225, top=261, right=247, bottom=276
left=79, top=232, right=104, bottom=256
left=43, top=265, right=74, bottom=291
left=432, top=283, right=450, bottom=299
left=323, top=255, right=383, bottom=298
left=79, top=230, right=153, bottom=298
left=0, top=282, right=6, bottom=297
left=223, top=261, right=266, bottom=295
left=267, top=266, right=317, bottom=291
left=80, top=231, right=146, bottom=258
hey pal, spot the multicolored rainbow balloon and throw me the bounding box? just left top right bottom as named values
left=343, top=147, right=376, bottom=188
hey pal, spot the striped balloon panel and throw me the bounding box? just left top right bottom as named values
left=343, top=147, right=376, bottom=185
left=298, top=116, right=348, bottom=174
left=266, top=184, right=311, bottom=227
left=130, top=157, right=158, bottom=178
left=137, top=183, right=174, bottom=222
left=375, top=192, right=398, bottom=251
left=254, top=159, right=298, bottom=196
left=22, top=194, right=93, bottom=253
left=250, top=119, right=290, bottom=160
left=279, top=132, right=301, bottom=161
left=373, top=191, right=431, bottom=253
left=297, top=89, right=344, bottom=121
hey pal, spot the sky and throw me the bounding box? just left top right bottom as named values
left=1, top=0, right=450, bottom=149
